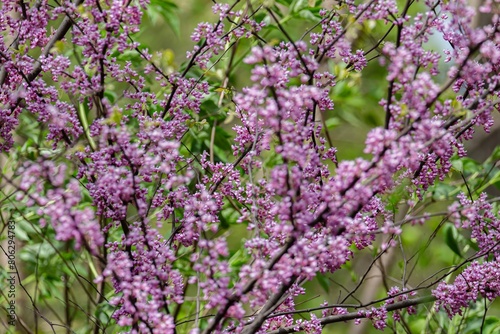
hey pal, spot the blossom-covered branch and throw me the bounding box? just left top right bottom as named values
left=1, top=0, right=499, bottom=333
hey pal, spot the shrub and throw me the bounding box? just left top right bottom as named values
left=0, top=0, right=499, bottom=333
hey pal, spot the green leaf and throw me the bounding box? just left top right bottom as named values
left=386, top=178, right=410, bottom=211
left=229, top=249, right=249, bottom=269
left=325, top=117, right=340, bottom=129
left=316, top=274, right=330, bottom=293
left=467, top=237, right=480, bottom=252
left=482, top=316, right=500, bottom=334
left=295, top=9, right=321, bottom=22
left=275, top=0, right=293, bottom=5
left=104, top=90, right=118, bottom=104
left=290, top=0, right=309, bottom=13
left=264, top=151, right=283, bottom=169
left=408, top=318, right=427, bottom=333
left=115, top=50, right=143, bottom=65
left=451, top=158, right=463, bottom=173
left=148, top=0, right=180, bottom=37
left=486, top=146, right=500, bottom=163
left=12, top=224, right=29, bottom=242
left=199, top=99, right=220, bottom=118
left=432, top=183, right=455, bottom=201
left=95, top=303, right=115, bottom=325
left=444, top=223, right=462, bottom=258
left=218, top=213, right=230, bottom=229
left=461, top=157, right=482, bottom=175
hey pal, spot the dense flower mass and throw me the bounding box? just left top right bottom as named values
left=1, top=0, right=500, bottom=333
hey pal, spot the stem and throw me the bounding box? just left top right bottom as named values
left=268, top=296, right=437, bottom=334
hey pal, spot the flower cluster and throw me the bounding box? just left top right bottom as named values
left=16, top=160, right=103, bottom=253
left=433, top=192, right=500, bottom=317
left=434, top=261, right=500, bottom=317
left=1, top=0, right=500, bottom=333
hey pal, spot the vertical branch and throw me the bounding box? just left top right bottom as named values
left=384, top=0, right=413, bottom=129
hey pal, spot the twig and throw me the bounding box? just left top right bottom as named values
left=267, top=295, right=437, bottom=334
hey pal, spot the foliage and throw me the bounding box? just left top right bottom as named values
left=0, top=0, right=500, bottom=333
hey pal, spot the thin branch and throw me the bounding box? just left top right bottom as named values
left=268, top=296, right=437, bottom=334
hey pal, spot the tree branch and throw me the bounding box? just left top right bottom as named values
left=267, top=295, right=437, bottom=334
left=27, top=0, right=84, bottom=83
